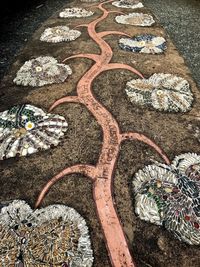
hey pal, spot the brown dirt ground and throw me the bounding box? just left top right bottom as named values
left=0, top=1, right=200, bottom=266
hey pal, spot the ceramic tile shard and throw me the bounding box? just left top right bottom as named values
left=115, top=12, right=155, bottom=26
left=119, top=34, right=167, bottom=54
left=14, top=56, right=72, bottom=87
left=59, top=7, right=94, bottom=18
left=0, top=104, right=68, bottom=160
left=0, top=200, right=93, bottom=266
left=112, top=0, right=144, bottom=9
left=40, top=26, right=81, bottom=43
left=133, top=153, right=200, bottom=245
left=125, top=73, right=193, bottom=112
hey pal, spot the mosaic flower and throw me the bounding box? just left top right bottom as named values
left=0, top=200, right=93, bottom=266
left=115, top=12, right=155, bottom=26
left=14, top=56, right=72, bottom=87
left=119, top=34, right=167, bottom=54
left=133, top=153, right=200, bottom=245
left=125, top=73, right=193, bottom=112
left=40, top=26, right=81, bottom=43
left=112, top=0, right=144, bottom=9
left=59, top=7, right=94, bottom=18
left=0, top=104, right=68, bottom=160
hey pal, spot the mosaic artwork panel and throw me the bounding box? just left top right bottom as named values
left=125, top=73, right=193, bottom=112
left=0, top=104, right=68, bottom=160
left=40, top=26, right=81, bottom=43
left=133, top=153, right=200, bottom=245
left=59, top=8, right=94, bottom=18
left=115, top=12, right=155, bottom=26
left=0, top=200, right=93, bottom=266
left=112, top=0, right=144, bottom=9
left=119, top=34, right=167, bottom=54
left=14, top=56, right=72, bottom=87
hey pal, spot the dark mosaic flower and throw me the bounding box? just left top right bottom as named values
left=0, top=200, right=93, bottom=266
left=125, top=73, right=193, bottom=112
left=115, top=12, right=155, bottom=26
left=0, top=104, right=68, bottom=160
left=119, top=34, right=167, bottom=54
left=133, top=153, right=200, bottom=245
left=59, top=7, right=94, bottom=18
left=14, top=56, right=72, bottom=87
left=112, top=0, right=144, bottom=9
left=40, top=26, right=81, bottom=43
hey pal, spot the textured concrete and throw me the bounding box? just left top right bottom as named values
left=143, top=0, right=200, bottom=87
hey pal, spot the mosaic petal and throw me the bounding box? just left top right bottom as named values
left=133, top=153, right=200, bottom=245
left=40, top=26, right=81, bottom=43
left=0, top=104, right=68, bottom=160
left=112, top=0, right=144, bottom=9
left=125, top=73, right=193, bottom=112
left=14, top=56, right=72, bottom=87
left=0, top=200, right=93, bottom=266
left=115, top=13, right=155, bottom=26
left=119, top=34, right=167, bottom=54
left=59, top=7, right=94, bottom=18
left=172, top=153, right=200, bottom=182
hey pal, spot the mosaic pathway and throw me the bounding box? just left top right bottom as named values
left=0, top=0, right=199, bottom=266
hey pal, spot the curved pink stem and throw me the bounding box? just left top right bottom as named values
left=49, top=96, right=80, bottom=112
left=62, top=54, right=100, bottom=63
left=121, top=132, right=170, bottom=165
left=98, top=30, right=131, bottom=38
left=37, top=1, right=170, bottom=266
left=103, top=63, right=144, bottom=79
left=35, top=164, right=96, bottom=208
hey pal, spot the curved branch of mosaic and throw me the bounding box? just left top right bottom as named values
left=121, top=132, right=170, bottom=165
left=62, top=54, right=100, bottom=63
left=98, top=30, right=131, bottom=38
left=49, top=96, right=80, bottom=112
left=35, top=164, right=96, bottom=208
left=103, top=62, right=144, bottom=79
left=37, top=1, right=169, bottom=266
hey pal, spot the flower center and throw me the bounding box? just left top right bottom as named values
left=35, top=66, right=42, bottom=72
left=25, top=121, right=35, bottom=130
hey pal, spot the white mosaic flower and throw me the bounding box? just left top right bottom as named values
left=133, top=153, right=200, bottom=245
left=59, top=7, right=94, bottom=18
left=0, top=104, right=68, bottom=160
left=40, top=26, right=81, bottom=43
left=0, top=200, right=94, bottom=266
left=119, top=34, right=167, bottom=54
left=115, top=12, right=155, bottom=26
left=112, top=0, right=144, bottom=9
left=14, top=56, right=72, bottom=87
left=125, top=73, right=193, bottom=112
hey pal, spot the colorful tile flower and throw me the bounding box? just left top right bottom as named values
left=115, top=12, right=155, bottom=26
left=125, top=73, right=193, bottom=112
left=119, top=34, right=167, bottom=54
left=14, top=56, right=72, bottom=87
left=0, top=104, right=68, bottom=160
left=0, top=200, right=94, bottom=266
left=133, top=153, right=200, bottom=245
left=40, top=26, right=81, bottom=43
left=112, top=0, right=144, bottom=9
left=59, top=7, right=94, bottom=18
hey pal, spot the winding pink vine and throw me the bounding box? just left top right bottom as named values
left=35, top=1, right=170, bottom=266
